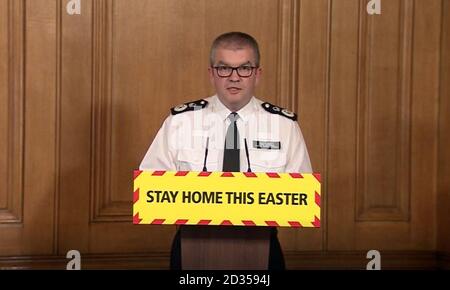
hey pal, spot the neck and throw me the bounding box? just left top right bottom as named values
left=218, top=96, right=252, bottom=112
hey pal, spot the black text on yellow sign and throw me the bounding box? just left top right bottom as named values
left=146, top=190, right=308, bottom=206
left=133, top=171, right=321, bottom=227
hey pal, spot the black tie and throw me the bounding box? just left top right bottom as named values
left=222, top=112, right=240, bottom=172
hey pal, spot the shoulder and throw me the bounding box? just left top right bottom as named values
left=258, top=100, right=297, bottom=121
left=170, top=99, right=209, bottom=115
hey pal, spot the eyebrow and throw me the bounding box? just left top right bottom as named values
left=216, top=61, right=252, bottom=67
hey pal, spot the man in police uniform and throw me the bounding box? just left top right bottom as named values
left=139, top=32, right=312, bottom=269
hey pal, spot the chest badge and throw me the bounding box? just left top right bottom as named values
left=253, top=140, right=281, bottom=150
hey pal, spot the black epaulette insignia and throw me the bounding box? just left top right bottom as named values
left=171, top=99, right=208, bottom=115
left=261, top=102, right=297, bottom=121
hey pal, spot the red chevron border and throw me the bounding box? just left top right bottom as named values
left=265, top=221, right=279, bottom=227
left=139, top=218, right=316, bottom=227
left=175, top=171, right=189, bottom=176
left=198, top=172, right=212, bottom=177
left=175, top=219, right=188, bottom=225
left=133, top=213, right=142, bottom=224
left=133, top=189, right=139, bottom=204
left=242, top=220, right=256, bottom=226
left=221, top=172, right=235, bottom=177
left=220, top=220, right=233, bottom=226
left=133, top=170, right=143, bottom=180
left=288, top=221, right=303, bottom=227
left=140, top=171, right=322, bottom=181
left=289, top=173, right=303, bottom=178
left=311, top=216, right=321, bottom=227
left=313, top=173, right=321, bottom=182
left=315, top=191, right=321, bottom=207
left=266, top=173, right=280, bottom=178
left=135, top=171, right=321, bottom=228
left=152, top=170, right=166, bottom=176
left=150, top=219, right=165, bottom=225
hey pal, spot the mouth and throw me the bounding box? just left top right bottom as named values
left=226, top=87, right=242, bottom=94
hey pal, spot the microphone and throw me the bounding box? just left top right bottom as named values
left=202, top=137, right=209, bottom=172
left=244, top=138, right=252, bottom=172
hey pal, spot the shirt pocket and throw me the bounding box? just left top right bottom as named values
left=248, top=149, right=287, bottom=173
left=176, top=149, right=219, bottom=172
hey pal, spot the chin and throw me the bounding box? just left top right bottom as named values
left=227, top=92, right=250, bottom=102
left=218, top=92, right=251, bottom=110
left=226, top=95, right=244, bottom=104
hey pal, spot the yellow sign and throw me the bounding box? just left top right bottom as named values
left=133, top=170, right=321, bottom=227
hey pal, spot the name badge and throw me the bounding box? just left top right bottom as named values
left=253, top=140, right=281, bottom=150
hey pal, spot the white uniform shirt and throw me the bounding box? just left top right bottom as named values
left=139, top=95, right=312, bottom=173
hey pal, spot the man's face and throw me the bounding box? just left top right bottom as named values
left=209, top=46, right=262, bottom=111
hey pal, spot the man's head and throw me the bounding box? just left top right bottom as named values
left=208, top=32, right=262, bottom=112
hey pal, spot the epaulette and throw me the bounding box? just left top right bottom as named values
left=170, top=99, right=208, bottom=115
left=261, top=102, right=297, bottom=121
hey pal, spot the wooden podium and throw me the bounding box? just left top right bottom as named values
left=133, top=170, right=321, bottom=269
left=180, top=225, right=271, bottom=270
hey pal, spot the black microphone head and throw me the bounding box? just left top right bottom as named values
left=244, top=138, right=252, bottom=173
left=202, top=137, right=210, bottom=172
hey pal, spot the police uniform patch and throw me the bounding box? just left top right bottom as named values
left=253, top=140, right=281, bottom=150
left=261, top=102, right=297, bottom=121
left=171, top=99, right=208, bottom=115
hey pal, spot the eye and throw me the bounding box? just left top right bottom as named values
left=218, top=66, right=230, bottom=72
left=239, top=66, right=252, bottom=72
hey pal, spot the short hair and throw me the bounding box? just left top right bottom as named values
left=210, top=32, right=260, bottom=67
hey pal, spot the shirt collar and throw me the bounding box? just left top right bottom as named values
left=212, top=95, right=258, bottom=123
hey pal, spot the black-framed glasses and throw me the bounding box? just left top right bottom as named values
left=212, top=65, right=258, bottom=78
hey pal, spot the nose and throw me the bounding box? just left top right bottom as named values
left=228, top=69, right=240, bottom=82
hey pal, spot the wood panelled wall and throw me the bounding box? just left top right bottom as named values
left=0, top=0, right=448, bottom=269
left=438, top=0, right=450, bottom=269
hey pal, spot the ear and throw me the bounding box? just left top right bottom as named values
left=255, top=67, right=262, bottom=86
left=208, top=67, right=215, bottom=85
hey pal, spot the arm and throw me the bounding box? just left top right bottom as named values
left=284, top=121, right=313, bottom=173
left=139, top=116, right=177, bottom=171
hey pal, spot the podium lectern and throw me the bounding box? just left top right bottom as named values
left=180, top=225, right=271, bottom=270
left=133, top=170, right=321, bottom=269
